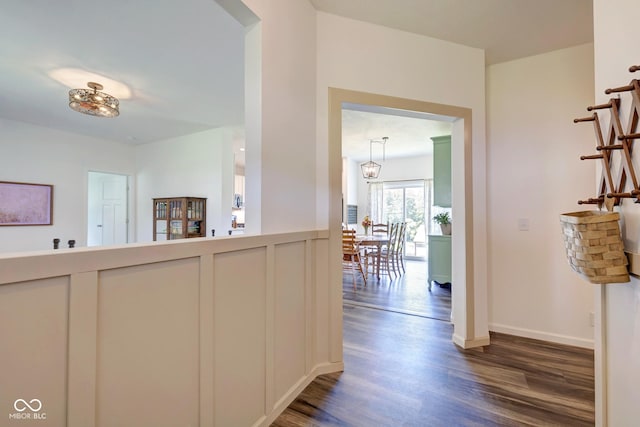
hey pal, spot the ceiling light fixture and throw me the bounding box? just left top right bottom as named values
left=361, top=137, right=388, bottom=179
left=69, top=82, right=119, bottom=118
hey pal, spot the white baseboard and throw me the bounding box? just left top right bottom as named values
left=262, top=361, right=344, bottom=426
left=453, top=333, right=491, bottom=349
left=489, top=323, right=594, bottom=349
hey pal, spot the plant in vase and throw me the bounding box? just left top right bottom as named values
left=433, top=212, right=451, bottom=235
left=362, top=215, right=373, bottom=235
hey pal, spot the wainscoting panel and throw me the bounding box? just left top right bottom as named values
left=0, top=231, right=338, bottom=427
left=274, top=241, right=307, bottom=400
left=0, top=276, right=69, bottom=425
left=96, top=258, right=200, bottom=427
left=214, top=247, right=267, bottom=427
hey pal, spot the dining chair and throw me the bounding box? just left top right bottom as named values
left=366, top=221, right=389, bottom=259
left=369, top=222, right=398, bottom=280
left=342, top=229, right=367, bottom=288
left=371, top=222, right=389, bottom=235
left=392, top=222, right=407, bottom=275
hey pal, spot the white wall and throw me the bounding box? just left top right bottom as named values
left=135, top=128, right=234, bottom=242
left=0, top=118, right=237, bottom=253
left=486, top=44, right=596, bottom=348
left=593, top=0, right=640, bottom=423
left=316, top=12, right=488, bottom=342
left=241, top=0, right=318, bottom=234
left=0, top=118, right=136, bottom=253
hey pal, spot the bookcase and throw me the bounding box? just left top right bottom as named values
left=153, top=197, right=206, bottom=241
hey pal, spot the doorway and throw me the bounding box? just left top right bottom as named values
left=87, top=171, right=129, bottom=247
left=329, top=88, right=488, bottom=350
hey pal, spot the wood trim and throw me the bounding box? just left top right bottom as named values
left=328, top=87, right=483, bottom=348
left=67, top=271, right=98, bottom=427
left=594, top=285, right=607, bottom=427
left=452, top=334, right=491, bottom=349
left=0, top=230, right=327, bottom=286
left=199, top=254, right=215, bottom=426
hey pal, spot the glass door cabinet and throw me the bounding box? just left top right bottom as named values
left=153, top=197, right=206, bottom=241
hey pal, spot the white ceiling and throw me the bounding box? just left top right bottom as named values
left=342, top=105, right=453, bottom=161
left=309, top=0, right=593, bottom=65
left=323, top=0, right=593, bottom=162
left=0, top=0, right=593, bottom=163
left=0, top=0, right=245, bottom=145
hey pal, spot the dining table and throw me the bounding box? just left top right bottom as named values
left=356, top=234, right=389, bottom=279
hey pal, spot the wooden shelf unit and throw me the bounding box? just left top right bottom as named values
left=153, top=197, right=206, bottom=241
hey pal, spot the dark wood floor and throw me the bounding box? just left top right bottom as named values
left=342, top=259, right=451, bottom=321
left=272, top=260, right=595, bottom=426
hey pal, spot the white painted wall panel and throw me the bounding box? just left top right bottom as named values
left=0, top=277, right=69, bottom=425
left=96, top=258, right=200, bottom=427
left=0, top=231, right=335, bottom=426
left=214, top=248, right=267, bottom=426
left=274, top=241, right=307, bottom=398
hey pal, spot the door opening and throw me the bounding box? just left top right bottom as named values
left=87, top=171, right=129, bottom=247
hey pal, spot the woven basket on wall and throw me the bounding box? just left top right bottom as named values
left=559, top=210, right=629, bottom=284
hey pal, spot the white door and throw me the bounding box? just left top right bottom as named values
left=87, top=172, right=128, bottom=247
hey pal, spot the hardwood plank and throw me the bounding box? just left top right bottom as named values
left=273, top=264, right=594, bottom=426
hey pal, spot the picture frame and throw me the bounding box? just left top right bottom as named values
left=0, top=181, right=53, bottom=226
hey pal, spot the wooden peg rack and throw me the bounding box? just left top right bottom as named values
left=573, top=64, right=640, bottom=276
left=574, top=65, right=640, bottom=207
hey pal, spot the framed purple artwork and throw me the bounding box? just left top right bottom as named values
left=0, top=181, right=53, bottom=226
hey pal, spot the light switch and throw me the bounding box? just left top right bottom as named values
left=517, top=218, right=529, bottom=231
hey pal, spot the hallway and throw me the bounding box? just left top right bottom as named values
left=272, top=261, right=595, bottom=426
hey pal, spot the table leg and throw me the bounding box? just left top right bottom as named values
left=376, top=242, right=381, bottom=279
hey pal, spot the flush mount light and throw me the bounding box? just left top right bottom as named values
left=69, top=82, right=119, bottom=118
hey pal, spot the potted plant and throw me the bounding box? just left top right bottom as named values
left=433, top=212, right=451, bottom=235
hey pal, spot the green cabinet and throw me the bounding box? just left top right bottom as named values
left=428, top=235, right=451, bottom=290
left=432, top=135, right=451, bottom=208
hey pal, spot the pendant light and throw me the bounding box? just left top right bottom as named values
left=360, top=137, right=388, bottom=179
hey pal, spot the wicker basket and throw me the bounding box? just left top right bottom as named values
left=559, top=211, right=629, bottom=284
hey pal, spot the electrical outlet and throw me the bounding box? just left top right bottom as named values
left=517, top=218, right=529, bottom=231
left=589, top=312, right=595, bottom=327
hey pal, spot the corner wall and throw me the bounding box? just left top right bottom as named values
left=486, top=43, right=596, bottom=348
left=241, top=0, right=318, bottom=234
left=593, top=0, right=640, bottom=423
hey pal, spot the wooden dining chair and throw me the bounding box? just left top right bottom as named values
left=371, top=222, right=389, bottom=235
left=342, top=229, right=366, bottom=288
left=366, top=222, right=389, bottom=259
left=369, top=223, right=398, bottom=280
left=392, top=222, right=407, bottom=275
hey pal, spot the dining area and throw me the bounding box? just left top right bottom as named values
left=342, top=221, right=407, bottom=288
left=341, top=220, right=452, bottom=322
